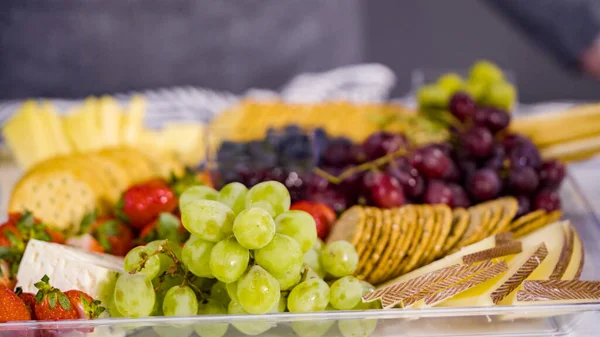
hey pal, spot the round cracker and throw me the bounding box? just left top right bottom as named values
left=455, top=206, right=493, bottom=250
left=356, top=207, right=376, bottom=267
left=416, top=205, right=440, bottom=268
left=98, top=147, right=156, bottom=183
left=507, top=210, right=546, bottom=232
left=359, top=208, right=394, bottom=280
left=9, top=171, right=97, bottom=232
left=441, top=208, right=470, bottom=255
left=512, top=215, right=551, bottom=238
left=428, top=204, right=453, bottom=262
left=326, top=206, right=365, bottom=247
left=544, top=210, right=563, bottom=225
left=365, top=208, right=402, bottom=284
left=357, top=208, right=386, bottom=275
left=492, top=197, right=519, bottom=234
left=480, top=202, right=503, bottom=240
left=383, top=205, right=418, bottom=281
left=401, top=205, right=434, bottom=274
left=86, top=153, right=132, bottom=196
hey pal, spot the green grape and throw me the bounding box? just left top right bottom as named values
left=303, top=249, right=325, bottom=278
left=233, top=207, right=276, bottom=249
left=153, top=274, right=185, bottom=316
left=235, top=265, right=280, bottom=314
left=291, top=321, right=335, bottom=337
left=218, top=182, right=248, bottom=215
left=255, top=233, right=303, bottom=278
left=304, top=267, right=322, bottom=281
left=287, top=278, right=330, bottom=313
left=360, top=281, right=375, bottom=296
left=274, top=264, right=302, bottom=290
left=329, top=276, right=363, bottom=310
left=153, top=326, right=194, bottom=337
left=462, top=80, right=486, bottom=103
left=469, top=60, right=504, bottom=85
left=210, top=281, right=231, bottom=306
left=277, top=292, right=287, bottom=312
left=484, top=81, right=516, bottom=111
left=196, top=299, right=229, bottom=337
left=146, top=239, right=183, bottom=274
left=416, top=84, right=451, bottom=109
left=209, top=237, right=250, bottom=283
left=181, top=200, right=235, bottom=242
left=245, top=181, right=291, bottom=217
left=313, top=238, right=324, bottom=252
left=320, top=241, right=358, bottom=278
left=338, top=319, right=377, bottom=337
left=113, top=273, right=156, bottom=317
left=437, top=73, right=463, bottom=94
left=123, top=246, right=161, bottom=280
left=182, top=236, right=215, bottom=278
left=179, top=185, right=219, bottom=208
left=228, top=300, right=274, bottom=335
left=275, top=210, right=317, bottom=253
left=226, top=281, right=239, bottom=302
left=163, top=285, right=199, bottom=317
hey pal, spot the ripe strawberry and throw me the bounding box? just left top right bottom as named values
left=138, top=213, right=189, bottom=245
left=290, top=201, right=330, bottom=240
left=34, top=275, right=78, bottom=321
left=116, top=180, right=178, bottom=229
left=0, top=224, right=23, bottom=248
left=15, top=288, right=36, bottom=319
left=0, top=260, right=17, bottom=290
left=90, top=217, right=134, bottom=256
left=312, top=202, right=337, bottom=225
left=66, top=234, right=105, bottom=254
left=0, top=285, right=31, bottom=322
left=64, top=290, right=105, bottom=319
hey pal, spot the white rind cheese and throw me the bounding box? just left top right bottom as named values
left=16, top=239, right=124, bottom=310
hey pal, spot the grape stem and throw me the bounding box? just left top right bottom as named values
left=314, top=148, right=408, bottom=184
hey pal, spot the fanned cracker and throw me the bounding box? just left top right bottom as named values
left=357, top=208, right=385, bottom=275
left=417, top=205, right=440, bottom=267
left=426, top=204, right=453, bottom=264
left=384, top=206, right=418, bottom=281
left=440, top=208, right=470, bottom=256
left=401, top=205, right=434, bottom=274
left=491, top=197, right=519, bottom=234
left=480, top=202, right=503, bottom=240
left=508, top=210, right=546, bottom=232
left=545, top=210, right=563, bottom=225
left=455, top=207, right=492, bottom=250
left=513, top=214, right=552, bottom=238
left=327, top=206, right=365, bottom=246
left=365, top=209, right=402, bottom=284
left=355, top=207, right=375, bottom=259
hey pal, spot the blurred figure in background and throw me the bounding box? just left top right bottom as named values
left=0, top=0, right=599, bottom=99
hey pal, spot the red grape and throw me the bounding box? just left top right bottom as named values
left=539, top=159, right=566, bottom=188
left=508, top=144, right=541, bottom=169
left=423, top=180, right=454, bottom=206
left=443, top=160, right=461, bottom=182
left=533, top=188, right=561, bottom=212
left=467, top=168, right=502, bottom=201
left=483, top=144, right=506, bottom=170
left=508, top=166, right=539, bottom=195
left=474, top=107, right=510, bottom=133
left=387, top=165, right=425, bottom=199
left=515, top=195, right=531, bottom=217
left=449, top=183, right=471, bottom=208
left=457, top=159, right=478, bottom=182
left=350, top=144, right=368, bottom=164
left=363, top=132, right=408, bottom=160
left=410, top=146, right=451, bottom=179
left=308, top=188, right=349, bottom=213
left=369, top=174, right=406, bottom=208
left=322, top=138, right=354, bottom=167
left=502, top=134, right=534, bottom=153
left=449, top=92, right=476, bottom=122
left=460, top=126, right=494, bottom=158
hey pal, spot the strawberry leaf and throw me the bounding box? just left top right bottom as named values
left=14, top=287, right=22, bottom=296
left=114, top=198, right=129, bottom=223
left=35, top=291, right=44, bottom=304
left=99, top=221, right=120, bottom=237
left=4, top=230, right=23, bottom=250
left=16, top=210, right=35, bottom=231
left=79, top=211, right=98, bottom=235
left=156, top=213, right=180, bottom=243
left=57, top=292, right=71, bottom=311
left=41, top=275, right=50, bottom=283
left=49, top=292, right=57, bottom=309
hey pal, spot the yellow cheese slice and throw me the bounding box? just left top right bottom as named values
left=39, top=102, right=72, bottom=156
left=97, top=96, right=123, bottom=147
left=122, top=95, right=146, bottom=145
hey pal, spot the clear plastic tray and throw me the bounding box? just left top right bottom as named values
left=1, top=175, right=599, bottom=337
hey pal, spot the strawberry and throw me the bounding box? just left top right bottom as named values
left=290, top=201, right=330, bottom=240
left=0, top=285, right=31, bottom=322
left=15, top=287, right=36, bottom=319
left=312, top=202, right=337, bottom=225
left=34, top=275, right=78, bottom=321
left=116, top=180, right=178, bottom=229
left=0, top=260, right=17, bottom=290
left=138, top=213, right=189, bottom=245
left=64, top=290, right=105, bottom=319
left=90, top=217, right=134, bottom=256
left=0, top=224, right=23, bottom=248
left=66, top=234, right=105, bottom=254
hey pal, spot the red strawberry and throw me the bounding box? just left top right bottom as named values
left=15, top=288, right=36, bottom=319
left=90, top=217, right=134, bottom=256
left=0, top=285, right=31, bottom=322
left=290, top=201, right=330, bottom=240
left=116, top=180, right=178, bottom=229
left=0, top=224, right=23, bottom=248
left=64, top=290, right=105, bottom=319
left=138, top=213, right=188, bottom=245
left=34, top=275, right=78, bottom=321
left=0, top=260, right=16, bottom=290
left=312, top=202, right=337, bottom=225
left=66, top=234, right=105, bottom=254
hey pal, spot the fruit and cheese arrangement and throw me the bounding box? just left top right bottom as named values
left=1, top=60, right=600, bottom=336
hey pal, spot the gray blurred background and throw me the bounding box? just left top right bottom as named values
left=0, top=0, right=598, bottom=103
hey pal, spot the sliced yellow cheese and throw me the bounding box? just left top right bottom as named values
left=122, top=95, right=146, bottom=145
left=2, top=101, right=43, bottom=168
left=501, top=221, right=571, bottom=305
left=160, top=122, right=206, bottom=165
left=63, top=98, right=104, bottom=152
left=39, top=101, right=72, bottom=156
left=97, top=96, right=123, bottom=147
